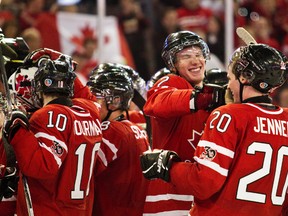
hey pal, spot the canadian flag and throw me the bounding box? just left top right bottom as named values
left=35, top=11, right=135, bottom=68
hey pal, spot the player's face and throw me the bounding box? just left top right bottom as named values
left=175, top=46, right=205, bottom=87
left=227, top=65, right=240, bottom=103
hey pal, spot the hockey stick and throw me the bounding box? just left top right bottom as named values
left=22, top=175, right=34, bottom=216
left=236, top=27, right=258, bottom=45
left=0, top=30, right=35, bottom=216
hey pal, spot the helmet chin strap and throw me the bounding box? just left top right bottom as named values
left=238, top=78, right=250, bottom=103
left=103, top=102, right=126, bottom=122
left=103, top=109, right=113, bottom=121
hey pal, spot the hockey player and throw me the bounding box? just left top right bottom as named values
left=88, top=63, right=150, bottom=215
left=2, top=57, right=102, bottom=215
left=141, top=43, right=288, bottom=215
left=142, top=30, right=226, bottom=214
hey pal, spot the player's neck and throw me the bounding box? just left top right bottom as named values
left=242, top=86, right=265, bottom=101
left=108, top=110, right=125, bottom=121
left=43, top=95, right=60, bottom=106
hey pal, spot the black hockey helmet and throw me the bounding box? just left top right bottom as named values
left=205, top=68, right=228, bottom=86
left=230, top=44, right=286, bottom=93
left=161, top=31, right=210, bottom=71
left=116, top=63, right=147, bottom=99
left=147, top=67, right=171, bottom=89
left=88, top=63, right=134, bottom=111
left=32, top=55, right=76, bottom=106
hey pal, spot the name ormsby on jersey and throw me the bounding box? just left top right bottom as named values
left=254, top=116, right=288, bottom=136
left=74, top=119, right=102, bottom=136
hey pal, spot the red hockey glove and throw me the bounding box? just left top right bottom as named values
left=204, top=83, right=227, bottom=111
left=190, top=84, right=226, bottom=112
left=140, top=149, right=180, bottom=182
left=23, top=48, right=77, bottom=71
left=3, top=109, right=29, bottom=142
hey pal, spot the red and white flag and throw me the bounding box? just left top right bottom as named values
left=35, top=11, right=135, bottom=67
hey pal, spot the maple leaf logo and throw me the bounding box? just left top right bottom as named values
left=15, top=74, right=32, bottom=100
left=70, top=24, right=110, bottom=52
left=187, top=129, right=204, bottom=150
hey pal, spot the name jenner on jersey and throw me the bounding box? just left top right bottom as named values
left=254, top=116, right=288, bottom=137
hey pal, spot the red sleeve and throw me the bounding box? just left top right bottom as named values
left=143, top=75, right=193, bottom=118
left=170, top=106, right=237, bottom=200
left=73, top=76, right=96, bottom=101
left=0, top=197, right=16, bottom=216
left=10, top=107, right=71, bottom=178
left=97, top=121, right=130, bottom=167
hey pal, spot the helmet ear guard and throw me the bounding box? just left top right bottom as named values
left=241, top=70, right=255, bottom=83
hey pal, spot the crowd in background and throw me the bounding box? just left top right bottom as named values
left=0, top=0, right=288, bottom=104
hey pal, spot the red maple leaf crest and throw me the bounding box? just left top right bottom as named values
left=15, top=74, right=32, bottom=99
left=70, top=24, right=110, bottom=52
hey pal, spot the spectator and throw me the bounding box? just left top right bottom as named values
left=176, top=0, right=213, bottom=32
left=141, top=43, right=288, bottom=216
left=154, top=7, right=181, bottom=71
left=21, top=27, right=42, bottom=51
left=2, top=19, right=19, bottom=38
left=19, top=0, right=45, bottom=31
left=118, top=0, right=150, bottom=81
left=206, top=15, right=225, bottom=63
left=249, top=16, right=280, bottom=50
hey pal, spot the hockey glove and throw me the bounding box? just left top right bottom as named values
left=204, top=83, right=227, bottom=111
left=3, top=109, right=29, bottom=142
left=0, top=167, right=19, bottom=201
left=23, top=48, right=62, bottom=67
left=190, top=84, right=226, bottom=112
left=23, top=48, right=77, bottom=71
left=140, top=149, right=180, bottom=182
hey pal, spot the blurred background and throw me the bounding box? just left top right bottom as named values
left=0, top=0, right=287, bottom=82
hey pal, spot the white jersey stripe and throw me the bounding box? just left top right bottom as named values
left=39, top=141, right=62, bottom=167
left=145, top=194, right=194, bottom=202
left=102, top=138, right=118, bottom=160
left=97, top=148, right=108, bottom=167
left=68, top=107, right=91, bottom=117
left=35, top=132, right=68, bottom=151
left=246, top=103, right=283, bottom=114
left=198, top=140, right=235, bottom=158
left=194, top=156, right=228, bottom=176
left=143, top=210, right=189, bottom=216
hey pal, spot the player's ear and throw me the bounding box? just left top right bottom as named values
left=240, top=70, right=255, bottom=84
left=239, top=74, right=251, bottom=85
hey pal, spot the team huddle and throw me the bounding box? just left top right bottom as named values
left=0, top=29, right=287, bottom=216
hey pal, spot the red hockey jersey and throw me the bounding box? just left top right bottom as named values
left=10, top=98, right=102, bottom=216
left=94, top=119, right=150, bottom=216
left=0, top=139, right=16, bottom=216
left=170, top=103, right=288, bottom=216
left=143, top=74, right=210, bottom=214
